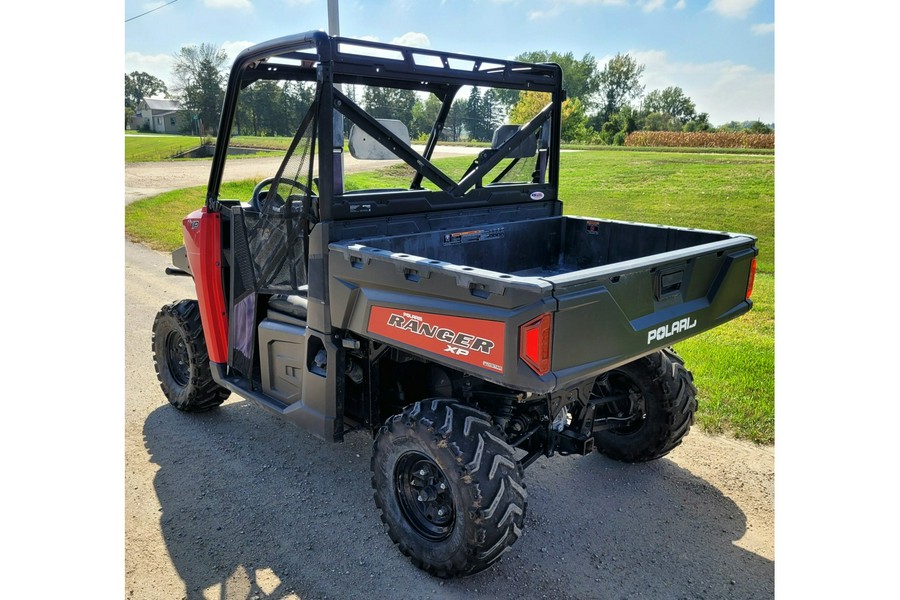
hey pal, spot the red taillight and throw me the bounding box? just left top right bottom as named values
left=519, top=314, right=552, bottom=376
left=746, top=258, right=757, bottom=300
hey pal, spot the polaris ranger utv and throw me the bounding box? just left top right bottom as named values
left=152, top=31, right=758, bottom=577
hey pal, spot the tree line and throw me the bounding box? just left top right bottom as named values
left=125, top=44, right=773, bottom=144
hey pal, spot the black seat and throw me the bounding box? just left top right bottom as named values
left=267, top=285, right=309, bottom=321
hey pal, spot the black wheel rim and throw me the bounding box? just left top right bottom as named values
left=395, top=452, right=455, bottom=541
left=592, top=372, right=645, bottom=435
left=165, top=330, right=191, bottom=387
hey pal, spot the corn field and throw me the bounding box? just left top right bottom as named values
left=625, top=131, right=775, bottom=149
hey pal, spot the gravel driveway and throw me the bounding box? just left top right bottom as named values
left=124, top=152, right=774, bottom=599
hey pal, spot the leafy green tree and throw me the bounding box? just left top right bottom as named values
left=234, top=81, right=314, bottom=136
left=510, top=91, right=591, bottom=143
left=747, top=120, right=773, bottom=134
left=642, top=111, right=679, bottom=131
left=599, top=106, right=639, bottom=145
left=682, top=113, right=712, bottom=132
left=465, top=87, right=500, bottom=141
left=718, top=120, right=745, bottom=132
left=597, top=53, right=645, bottom=123
left=497, top=51, right=601, bottom=111
left=172, top=43, right=228, bottom=135
left=715, top=120, right=773, bottom=133
left=125, top=106, right=135, bottom=129
left=480, top=88, right=501, bottom=138
left=362, top=86, right=417, bottom=126
left=560, top=97, right=592, bottom=143
left=125, top=71, right=168, bottom=109
left=508, top=91, right=548, bottom=124
left=410, top=94, right=442, bottom=140
left=466, top=88, right=484, bottom=140
left=642, top=87, right=697, bottom=126
left=442, top=99, right=467, bottom=142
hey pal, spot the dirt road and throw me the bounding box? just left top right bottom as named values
left=124, top=156, right=774, bottom=599
left=124, top=145, right=481, bottom=204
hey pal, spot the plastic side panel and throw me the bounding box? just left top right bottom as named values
left=368, top=306, right=506, bottom=374
left=183, top=208, right=228, bottom=363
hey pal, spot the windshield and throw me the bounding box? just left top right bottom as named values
left=221, top=78, right=553, bottom=207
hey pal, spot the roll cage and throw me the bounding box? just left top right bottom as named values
left=206, top=31, right=564, bottom=221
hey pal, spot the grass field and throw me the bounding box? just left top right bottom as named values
left=126, top=132, right=773, bottom=163
left=126, top=134, right=335, bottom=162
left=126, top=149, right=774, bottom=444
left=124, top=135, right=207, bottom=162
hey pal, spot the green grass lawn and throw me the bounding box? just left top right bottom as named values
left=125, top=134, right=294, bottom=162
left=126, top=149, right=774, bottom=444
left=125, top=135, right=207, bottom=162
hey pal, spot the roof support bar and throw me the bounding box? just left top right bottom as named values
left=451, top=103, right=553, bottom=197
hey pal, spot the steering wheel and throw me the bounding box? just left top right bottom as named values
left=250, top=176, right=313, bottom=212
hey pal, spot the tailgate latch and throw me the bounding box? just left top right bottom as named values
left=654, top=267, right=683, bottom=300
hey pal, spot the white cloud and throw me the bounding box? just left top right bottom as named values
left=622, top=49, right=774, bottom=124
left=124, top=51, right=175, bottom=87
left=282, top=0, right=315, bottom=5
left=674, top=0, right=686, bottom=9
left=204, top=0, right=253, bottom=9
left=390, top=0, right=414, bottom=12
left=751, top=22, right=774, bottom=35
left=141, top=1, right=172, bottom=10
left=222, top=40, right=257, bottom=63
left=706, top=0, right=758, bottom=18
left=353, top=33, right=431, bottom=48
left=529, top=0, right=628, bottom=19
left=640, top=0, right=666, bottom=12
left=529, top=6, right=562, bottom=19
left=391, top=32, right=431, bottom=48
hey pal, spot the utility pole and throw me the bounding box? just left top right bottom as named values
left=328, top=0, right=340, bottom=36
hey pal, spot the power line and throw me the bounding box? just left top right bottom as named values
left=125, top=0, right=179, bottom=23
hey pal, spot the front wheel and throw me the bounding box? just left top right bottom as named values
left=152, top=299, right=230, bottom=412
left=591, top=348, right=697, bottom=462
left=371, top=399, right=527, bottom=578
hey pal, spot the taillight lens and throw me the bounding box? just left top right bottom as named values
left=746, top=258, right=757, bottom=300
left=519, top=314, right=552, bottom=376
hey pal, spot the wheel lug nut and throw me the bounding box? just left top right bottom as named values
left=419, top=469, right=426, bottom=476
left=439, top=483, right=446, bottom=490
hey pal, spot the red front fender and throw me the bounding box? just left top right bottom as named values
left=182, top=208, right=228, bottom=364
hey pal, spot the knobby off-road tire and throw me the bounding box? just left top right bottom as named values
left=592, top=348, right=697, bottom=463
left=152, top=299, right=230, bottom=412
left=372, top=399, right=527, bottom=578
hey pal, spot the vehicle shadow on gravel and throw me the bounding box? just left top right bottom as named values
left=144, top=400, right=772, bottom=600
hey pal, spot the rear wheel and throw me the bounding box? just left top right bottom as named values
left=152, top=300, right=230, bottom=412
left=591, top=348, right=697, bottom=462
left=372, top=399, right=527, bottom=577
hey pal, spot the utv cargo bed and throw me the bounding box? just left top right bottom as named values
left=330, top=215, right=756, bottom=393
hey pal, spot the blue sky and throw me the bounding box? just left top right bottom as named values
left=124, top=0, right=775, bottom=125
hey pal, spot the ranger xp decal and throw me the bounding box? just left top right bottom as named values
left=368, top=307, right=506, bottom=373
left=647, top=317, right=697, bottom=344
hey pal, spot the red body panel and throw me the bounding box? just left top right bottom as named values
left=368, top=306, right=506, bottom=374
left=183, top=208, right=229, bottom=363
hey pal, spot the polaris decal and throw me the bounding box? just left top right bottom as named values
left=368, top=307, right=505, bottom=373
left=647, top=317, right=697, bottom=344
